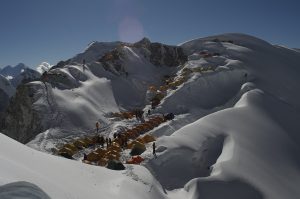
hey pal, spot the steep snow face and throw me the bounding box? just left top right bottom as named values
left=0, top=133, right=167, bottom=199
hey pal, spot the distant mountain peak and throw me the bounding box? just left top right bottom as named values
left=0, top=63, right=28, bottom=78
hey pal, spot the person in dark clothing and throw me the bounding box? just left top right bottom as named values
left=106, top=138, right=109, bottom=148
left=109, top=138, right=112, bottom=146
left=83, top=153, right=87, bottom=161
left=147, top=109, right=151, bottom=116
left=152, top=142, right=157, bottom=158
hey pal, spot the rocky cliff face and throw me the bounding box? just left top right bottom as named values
left=98, top=38, right=187, bottom=75
left=1, top=84, right=44, bottom=143
left=148, top=42, right=187, bottom=66
left=0, top=89, right=9, bottom=120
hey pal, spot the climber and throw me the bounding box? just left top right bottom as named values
left=147, top=109, right=151, bottom=116
left=106, top=138, right=109, bottom=148
left=96, top=122, right=100, bottom=133
left=100, top=136, right=104, bottom=148
left=83, top=153, right=87, bottom=161
left=152, top=142, right=157, bottom=158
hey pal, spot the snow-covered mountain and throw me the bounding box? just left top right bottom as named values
left=36, top=62, right=53, bottom=74
left=1, top=33, right=300, bottom=199
left=1, top=38, right=186, bottom=143
left=0, top=64, right=40, bottom=122
left=11, top=67, right=41, bottom=87
left=0, top=63, right=27, bottom=78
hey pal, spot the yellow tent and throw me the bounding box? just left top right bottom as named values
left=86, top=152, right=101, bottom=162
left=94, top=148, right=106, bottom=156
left=142, top=134, right=156, bottom=143
left=63, top=143, right=78, bottom=152
left=58, top=147, right=75, bottom=157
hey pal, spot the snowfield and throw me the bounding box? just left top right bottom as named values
left=1, top=33, right=300, bottom=199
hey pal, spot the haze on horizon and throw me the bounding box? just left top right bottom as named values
left=0, top=0, right=299, bottom=68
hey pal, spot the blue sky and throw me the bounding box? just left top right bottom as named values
left=0, top=0, right=299, bottom=68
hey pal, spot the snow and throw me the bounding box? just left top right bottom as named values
left=0, top=181, right=50, bottom=199
left=36, top=62, right=52, bottom=74
left=71, top=41, right=122, bottom=64
left=0, top=133, right=167, bottom=199
left=2, top=33, right=300, bottom=198
left=149, top=88, right=300, bottom=199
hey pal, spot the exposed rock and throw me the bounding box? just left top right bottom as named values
left=149, top=42, right=187, bottom=66
left=51, top=59, right=71, bottom=70
left=41, top=68, right=79, bottom=89
left=1, top=84, right=44, bottom=143
left=98, top=38, right=187, bottom=75
left=0, top=89, right=9, bottom=121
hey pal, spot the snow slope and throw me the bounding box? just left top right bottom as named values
left=26, top=42, right=179, bottom=148
left=147, top=88, right=300, bottom=199
left=27, top=65, right=120, bottom=148
left=0, top=133, right=167, bottom=199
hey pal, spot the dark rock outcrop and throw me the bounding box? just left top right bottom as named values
left=98, top=38, right=187, bottom=75
left=1, top=84, right=43, bottom=143
left=148, top=42, right=187, bottom=66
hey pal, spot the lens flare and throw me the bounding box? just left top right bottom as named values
left=118, top=16, right=144, bottom=43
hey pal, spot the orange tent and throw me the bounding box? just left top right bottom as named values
left=142, top=134, right=156, bottom=143
left=86, top=152, right=101, bottom=162
left=126, top=156, right=144, bottom=164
